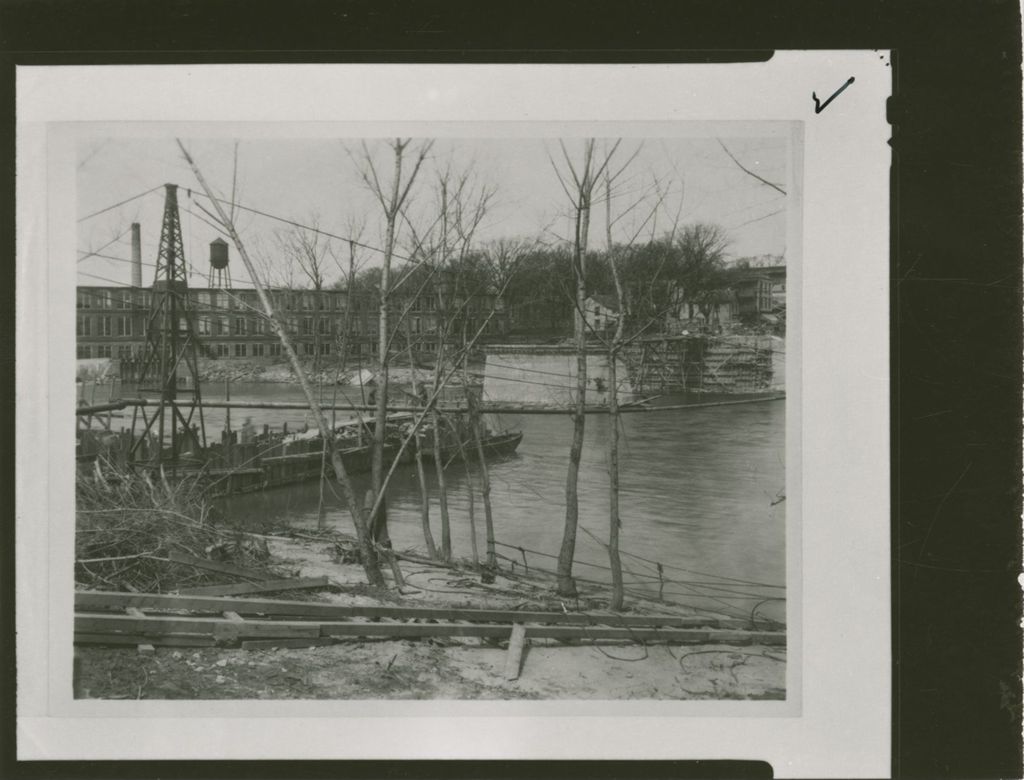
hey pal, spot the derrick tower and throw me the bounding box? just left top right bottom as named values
left=130, top=183, right=207, bottom=464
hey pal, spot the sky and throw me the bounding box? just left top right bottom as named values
left=76, top=133, right=791, bottom=290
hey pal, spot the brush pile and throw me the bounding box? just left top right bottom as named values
left=76, top=460, right=285, bottom=593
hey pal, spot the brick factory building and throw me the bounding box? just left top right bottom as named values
left=76, top=282, right=509, bottom=363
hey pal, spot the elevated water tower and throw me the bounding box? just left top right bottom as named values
left=208, top=236, right=232, bottom=289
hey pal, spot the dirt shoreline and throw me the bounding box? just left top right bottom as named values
left=76, top=533, right=786, bottom=701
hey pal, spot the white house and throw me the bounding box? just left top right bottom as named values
left=583, top=294, right=621, bottom=332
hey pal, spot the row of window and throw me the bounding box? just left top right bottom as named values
left=77, top=288, right=494, bottom=314
left=77, top=315, right=137, bottom=337
left=73, top=313, right=483, bottom=339
left=75, top=338, right=456, bottom=360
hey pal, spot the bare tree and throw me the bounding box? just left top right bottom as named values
left=717, top=139, right=787, bottom=196
left=177, top=140, right=385, bottom=588
left=277, top=213, right=336, bottom=371
left=602, top=148, right=661, bottom=611
left=396, top=161, right=496, bottom=563
left=351, top=138, right=434, bottom=562
left=332, top=214, right=369, bottom=375
left=548, top=138, right=623, bottom=597
left=278, top=213, right=333, bottom=291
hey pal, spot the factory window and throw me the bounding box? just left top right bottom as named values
left=98, top=316, right=113, bottom=337
left=302, top=318, right=313, bottom=336
left=233, top=317, right=246, bottom=335
left=317, top=294, right=327, bottom=311
left=252, top=343, right=264, bottom=357
left=76, top=316, right=91, bottom=336
left=302, top=293, right=313, bottom=310
left=117, top=317, right=132, bottom=337
left=117, top=345, right=133, bottom=359
left=317, top=318, right=330, bottom=335
left=96, top=345, right=112, bottom=358
left=215, top=343, right=229, bottom=357
left=77, top=292, right=91, bottom=309
left=303, top=342, right=315, bottom=356
left=197, top=317, right=211, bottom=335
left=319, top=343, right=331, bottom=355
left=269, top=343, right=281, bottom=357
left=412, top=317, right=421, bottom=334
left=77, top=345, right=91, bottom=359
left=234, top=343, right=247, bottom=357
left=252, top=318, right=264, bottom=335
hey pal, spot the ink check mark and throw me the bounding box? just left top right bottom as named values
left=813, top=77, right=856, bottom=114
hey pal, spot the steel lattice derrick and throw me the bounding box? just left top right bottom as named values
left=129, top=184, right=207, bottom=465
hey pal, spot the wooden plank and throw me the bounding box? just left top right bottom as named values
left=319, top=621, right=511, bottom=639
left=125, top=607, right=146, bottom=618
left=504, top=623, right=527, bottom=681
left=74, top=632, right=216, bottom=648
left=179, top=577, right=330, bottom=597
left=318, top=621, right=785, bottom=645
left=167, top=550, right=272, bottom=580
left=223, top=611, right=245, bottom=622
left=240, top=637, right=338, bottom=650
left=137, top=644, right=156, bottom=655
left=75, top=613, right=321, bottom=640
left=76, top=609, right=785, bottom=647
left=75, top=591, right=747, bottom=630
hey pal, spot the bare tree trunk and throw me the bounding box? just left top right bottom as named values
left=605, top=174, right=625, bottom=610
left=452, top=415, right=479, bottom=568
left=372, top=216, right=394, bottom=545
left=408, top=336, right=437, bottom=559
left=466, top=358, right=496, bottom=568
left=432, top=264, right=452, bottom=562
left=364, top=489, right=405, bottom=589
left=177, top=140, right=384, bottom=587
left=557, top=182, right=591, bottom=598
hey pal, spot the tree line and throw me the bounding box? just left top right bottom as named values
left=319, top=221, right=740, bottom=340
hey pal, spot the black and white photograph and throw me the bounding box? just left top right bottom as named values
left=17, top=59, right=895, bottom=773
left=71, top=129, right=792, bottom=702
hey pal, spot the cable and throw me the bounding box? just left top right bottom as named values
left=77, top=228, right=133, bottom=264
left=191, top=191, right=422, bottom=266
left=78, top=185, right=164, bottom=223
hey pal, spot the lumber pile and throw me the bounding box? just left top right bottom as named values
left=74, top=591, right=787, bottom=676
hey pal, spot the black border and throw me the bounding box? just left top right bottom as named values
left=2, top=1, right=1022, bottom=778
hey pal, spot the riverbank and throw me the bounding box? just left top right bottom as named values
left=75, top=530, right=786, bottom=701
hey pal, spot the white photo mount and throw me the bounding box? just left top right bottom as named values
left=16, top=55, right=891, bottom=777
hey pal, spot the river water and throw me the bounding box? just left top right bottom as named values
left=169, top=382, right=788, bottom=623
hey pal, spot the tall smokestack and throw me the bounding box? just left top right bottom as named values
left=130, top=223, right=142, bottom=287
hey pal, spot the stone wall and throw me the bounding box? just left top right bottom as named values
left=482, top=346, right=636, bottom=407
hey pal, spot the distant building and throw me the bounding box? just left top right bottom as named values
left=733, top=274, right=775, bottom=319
left=664, top=286, right=737, bottom=334
left=75, top=281, right=509, bottom=363
left=732, top=255, right=786, bottom=315
left=583, top=294, right=621, bottom=333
